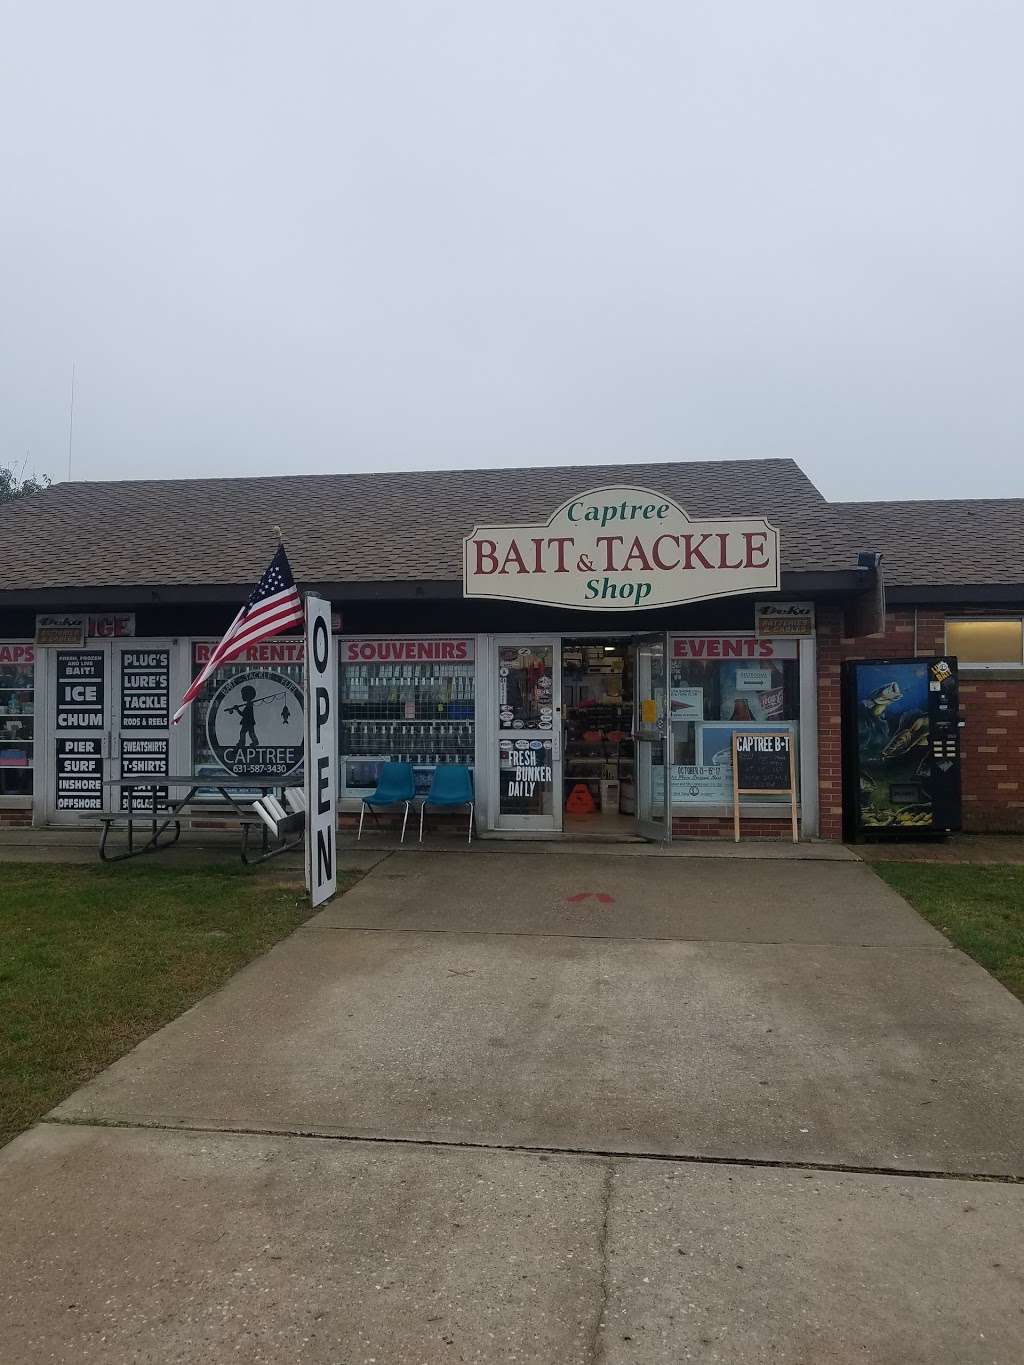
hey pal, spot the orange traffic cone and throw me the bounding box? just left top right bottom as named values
left=565, top=783, right=597, bottom=814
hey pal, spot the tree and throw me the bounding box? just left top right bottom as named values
left=0, top=467, right=51, bottom=504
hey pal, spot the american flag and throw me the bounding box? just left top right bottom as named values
left=172, top=545, right=304, bottom=725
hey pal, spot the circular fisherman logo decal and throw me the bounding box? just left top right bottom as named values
left=206, top=670, right=304, bottom=777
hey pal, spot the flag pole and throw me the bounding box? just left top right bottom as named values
left=171, top=538, right=304, bottom=725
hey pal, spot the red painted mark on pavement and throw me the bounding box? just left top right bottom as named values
left=565, top=892, right=615, bottom=904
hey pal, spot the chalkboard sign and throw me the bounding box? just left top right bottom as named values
left=732, top=730, right=798, bottom=842
left=735, top=732, right=791, bottom=790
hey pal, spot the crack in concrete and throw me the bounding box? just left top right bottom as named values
left=584, top=1160, right=615, bottom=1365
left=41, top=1116, right=1023, bottom=1185
left=337, top=846, right=863, bottom=864
left=297, top=922, right=954, bottom=948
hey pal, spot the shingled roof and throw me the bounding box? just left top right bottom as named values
left=833, top=499, right=1024, bottom=588
left=0, top=458, right=850, bottom=593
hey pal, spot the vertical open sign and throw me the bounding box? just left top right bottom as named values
left=304, top=595, right=337, bottom=906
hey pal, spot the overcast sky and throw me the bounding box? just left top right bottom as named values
left=2, top=1, right=1022, bottom=501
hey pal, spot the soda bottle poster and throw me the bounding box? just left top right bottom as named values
left=854, top=661, right=932, bottom=828
left=717, top=660, right=785, bottom=721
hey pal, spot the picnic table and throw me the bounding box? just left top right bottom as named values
left=97, top=776, right=304, bottom=865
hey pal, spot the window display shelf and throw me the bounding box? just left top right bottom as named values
left=341, top=653, right=477, bottom=798
left=0, top=649, right=35, bottom=802
left=345, top=717, right=470, bottom=725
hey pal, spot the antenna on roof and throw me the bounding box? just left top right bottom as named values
left=66, top=363, right=76, bottom=482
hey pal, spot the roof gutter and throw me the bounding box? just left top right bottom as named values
left=885, top=583, right=1024, bottom=605
left=0, top=569, right=873, bottom=610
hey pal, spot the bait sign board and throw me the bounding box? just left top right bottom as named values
left=754, top=601, right=815, bottom=637
left=35, top=614, right=136, bottom=645
left=36, top=615, right=86, bottom=647
left=463, top=486, right=780, bottom=610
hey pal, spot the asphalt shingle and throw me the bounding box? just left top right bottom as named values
left=0, top=458, right=846, bottom=591
left=832, top=499, right=1024, bottom=587
left=4, top=460, right=1013, bottom=594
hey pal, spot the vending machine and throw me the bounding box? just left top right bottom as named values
left=842, top=657, right=962, bottom=839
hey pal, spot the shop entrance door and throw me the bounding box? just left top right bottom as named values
left=491, top=637, right=562, bottom=832
left=45, top=640, right=176, bottom=824
left=632, top=632, right=671, bottom=841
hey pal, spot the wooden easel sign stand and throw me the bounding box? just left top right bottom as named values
left=732, top=730, right=798, bottom=843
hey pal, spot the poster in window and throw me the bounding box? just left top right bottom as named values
left=120, top=737, right=169, bottom=811
left=718, top=660, right=785, bottom=722
left=120, top=650, right=169, bottom=730
left=55, top=737, right=103, bottom=810
left=670, top=685, right=703, bottom=721
left=55, top=651, right=104, bottom=730
left=672, top=764, right=730, bottom=803
left=499, top=737, right=554, bottom=814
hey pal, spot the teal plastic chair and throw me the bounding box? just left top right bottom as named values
left=419, top=764, right=475, bottom=844
left=358, top=762, right=416, bottom=843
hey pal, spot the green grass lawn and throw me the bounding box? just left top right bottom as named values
left=0, top=862, right=355, bottom=1147
left=874, top=862, right=1024, bottom=1003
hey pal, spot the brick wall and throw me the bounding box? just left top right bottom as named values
left=816, top=606, right=844, bottom=841
left=833, top=605, right=1024, bottom=834
left=672, top=816, right=795, bottom=840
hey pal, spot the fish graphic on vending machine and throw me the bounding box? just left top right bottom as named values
left=860, top=680, right=904, bottom=748
left=863, top=681, right=902, bottom=720
left=881, top=711, right=929, bottom=760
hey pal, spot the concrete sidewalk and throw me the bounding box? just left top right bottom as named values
left=0, top=823, right=861, bottom=864
left=0, top=825, right=387, bottom=872
left=2, top=851, right=1023, bottom=1362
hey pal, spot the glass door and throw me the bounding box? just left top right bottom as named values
left=633, top=633, right=671, bottom=841
left=45, top=640, right=180, bottom=823
left=46, top=644, right=112, bottom=823
left=112, top=641, right=174, bottom=813
left=492, top=637, right=561, bottom=831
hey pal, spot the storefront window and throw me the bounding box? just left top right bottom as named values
left=498, top=645, right=553, bottom=730
left=668, top=637, right=800, bottom=808
left=499, top=737, right=554, bottom=815
left=190, top=640, right=305, bottom=785
left=0, top=643, right=34, bottom=801
left=946, top=618, right=1024, bottom=668
left=339, top=638, right=475, bottom=796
